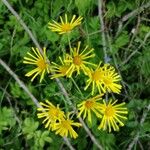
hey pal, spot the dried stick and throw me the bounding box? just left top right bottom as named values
left=121, top=2, right=150, bottom=22
left=78, top=118, right=103, bottom=150
left=1, top=0, right=103, bottom=149
left=0, top=59, right=41, bottom=108
left=0, top=86, right=21, bottom=127
left=0, top=59, right=75, bottom=150
left=63, top=137, right=75, bottom=150
left=117, top=2, right=150, bottom=36
left=98, top=0, right=110, bottom=103
left=127, top=104, right=150, bottom=150
left=98, top=0, right=107, bottom=63
left=1, top=0, right=42, bottom=53
left=120, top=31, right=150, bottom=66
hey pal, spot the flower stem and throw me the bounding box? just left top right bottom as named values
left=67, top=33, right=72, bottom=53
left=71, top=77, right=84, bottom=98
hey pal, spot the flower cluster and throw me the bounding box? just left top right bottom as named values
left=77, top=97, right=128, bottom=132
left=23, top=14, right=128, bottom=138
left=37, top=100, right=81, bottom=139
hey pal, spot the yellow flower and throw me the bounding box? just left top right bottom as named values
left=53, top=114, right=82, bottom=139
left=23, top=47, right=49, bottom=82
left=64, top=41, right=96, bottom=77
left=37, top=100, right=65, bottom=130
left=48, top=14, right=83, bottom=34
left=84, top=63, right=122, bottom=95
left=98, top=99, right=128, bottom=132
left=77, top=95, right=103, bottom=123
left=51, top=56, right=70, bottom=79
left=102, top=65, right=122, bottom=94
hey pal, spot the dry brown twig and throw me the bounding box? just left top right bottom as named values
left=127, top=103, right=150, bottom=150
left=117, top=2, right=150, bottom=36
left=0, top=86, right=21, bottom=128
left=98, top=0, right=107, bottom=63
left=120, top=31, right=150, bottom=66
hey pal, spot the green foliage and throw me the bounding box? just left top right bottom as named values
left=22, top=118, right=39, bottom=136
left=10, top=82, right=36, bottom=105
left=106, top=0, right=139, bottom=18
left=112, top=31, right=129, bottom=54
left=99, top=131, right=116, bottom=150
left=75, top=0, right=94, bottom=15
left=137, top=48, right=150, bottom=78
left=0, top=0, right=150, bottom=149
left=0, top=107, right=16, bottom=134
left=22, top=118, right=52, bottom=149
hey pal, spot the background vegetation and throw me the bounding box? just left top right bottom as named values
left=0, top=0, right=150, bottom=149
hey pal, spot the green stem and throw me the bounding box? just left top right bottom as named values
left=71, top=77, right=84, bottom=98
left=67, top=33, right=72, bottom=53
left=105, top=90, right=108, bottom=103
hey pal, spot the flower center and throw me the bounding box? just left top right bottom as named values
left=62, top=23, right=72, bottom=32
left=73, top=55, right=82, bottom=65
left=62, top=120, right=71, bottom=129
left=105, top=106, right=115, bottom=117
left=60, top=66, right=69, bottom=75
left=49, top=108, right=58, bottom=117
left=37, top=58, right=47, bottom=70
left=92, top=70, right=104, bottom=81
left=85, top=100, right=94, bottom=109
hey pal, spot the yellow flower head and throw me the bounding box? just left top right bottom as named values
left=37, top=100, right=65, bottom=130
left=84, top=63, right=122, bottom=95
left=53, top=113, right=82, bottom=139
left=51, top=56, right=70, bottom=79
left=64, top=41, right=96, bottom=77
left=23, top=47, right=49, bottom=82
left=98, top=99, right=128, bottom=132
left=102, top=64, right=122, bottom=93
left=48, top=14, right=83, bottom=34
left=77, top=94, right=103, bottom=123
